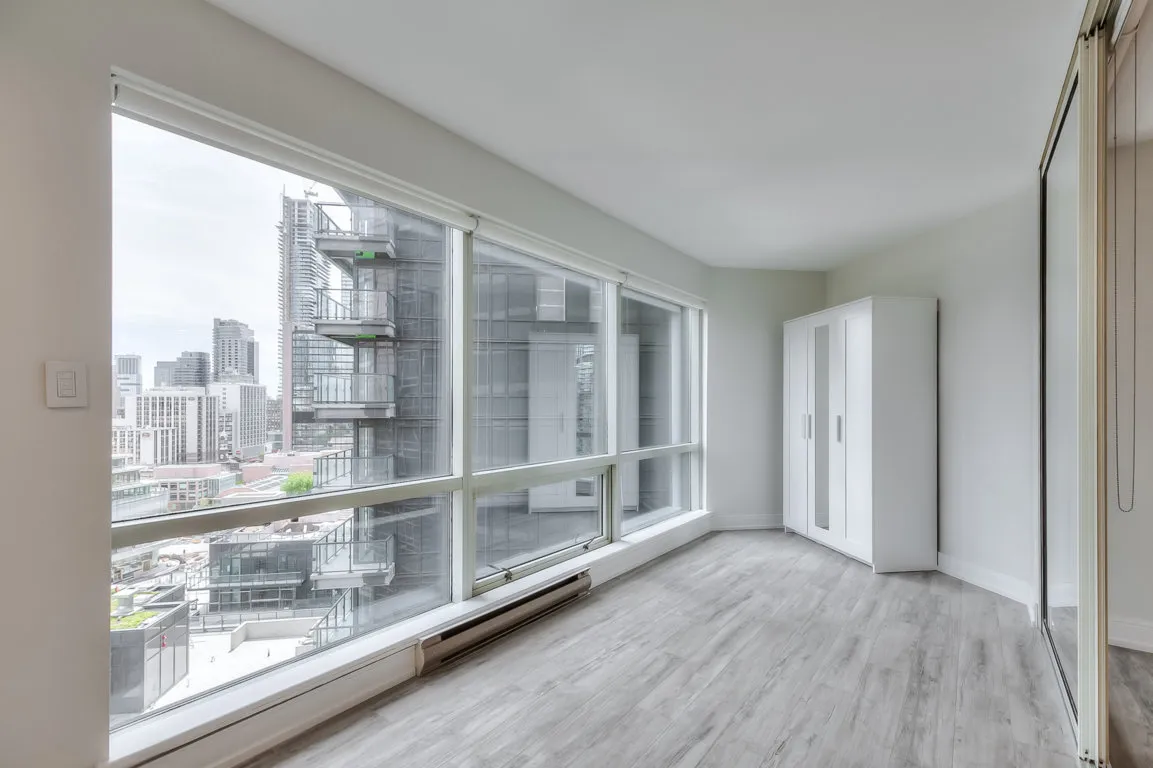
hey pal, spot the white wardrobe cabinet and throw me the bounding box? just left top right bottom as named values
left=782, top=296, right=937, bottom=573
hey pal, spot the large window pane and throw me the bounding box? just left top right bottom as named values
left=620, top=290, right=691, bottom=449
left=472, top=239, right=607, bottom=471
left=1043, top=81, right=1080, bottom=704
left=475, top=477, right=604, bottom=579
left=112, top=116, right=452, bottom=523
left=621, top=453, right=692, bottom=535
left=109, top=495, right=450, bottom=729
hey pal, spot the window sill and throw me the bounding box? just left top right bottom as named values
left=105, top=508, right=712, bottom=768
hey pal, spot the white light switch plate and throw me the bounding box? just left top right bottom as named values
left=45, top=361, right=88, bottom=408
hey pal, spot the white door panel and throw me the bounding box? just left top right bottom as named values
left=785, top=322, right=809, bottom=533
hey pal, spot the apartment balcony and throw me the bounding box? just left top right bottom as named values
left=310, top=517, right=396, bottom=590
left=314, top=288, right=396, bottom=341
left=312, top=372, right=396, bottom=420
left=313, top=450, right=395, bottom=490
left=314, top=202, right=397, bottom=261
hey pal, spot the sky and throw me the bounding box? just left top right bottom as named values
left=112, top=115, right=339, bottom=394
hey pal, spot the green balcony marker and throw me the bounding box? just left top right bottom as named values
left=355, top=250, right=376, bottom=260
left=355, top=333, right=377, bottom=340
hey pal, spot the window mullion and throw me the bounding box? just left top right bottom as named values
left=692, top=310, right=706, bottom=511
left=110, top=475, right=464, bottom=550
left=606, top=282, right=622, bottom=541
left=452, top=230, right=476, bottom=602
left=471, top=456, right=615, bottom=497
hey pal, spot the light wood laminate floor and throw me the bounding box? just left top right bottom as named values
left=246, top=531, right=1077, bottom=768
left=1110, top=646, right=1153, bottom=768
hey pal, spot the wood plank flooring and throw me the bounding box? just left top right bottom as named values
left=1110, top=646, right=1153, bottom=768
left=245, top=531, right=1077, bottom=768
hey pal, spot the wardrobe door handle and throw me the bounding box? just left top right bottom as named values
left=837, top=415, right=843, bottom=442
left=808, top=414, right=813, bottom=439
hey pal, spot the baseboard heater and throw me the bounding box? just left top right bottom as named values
left=416, top=570, right=591, bottom=676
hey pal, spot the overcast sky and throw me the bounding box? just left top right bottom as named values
left=112, top=115, right=338, bottom=394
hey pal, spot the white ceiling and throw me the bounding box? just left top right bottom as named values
left=209, top=0, right=1085, bottom=269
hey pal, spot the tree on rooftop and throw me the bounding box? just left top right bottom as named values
left=281, top=472, right=314, bottom=495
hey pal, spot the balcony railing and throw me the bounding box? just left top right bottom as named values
left=313, top=372, right=395, bottom=407
left=314, top=450, right=395, bottom=489
left=315, top=202, right=396, bottom=240
left=315, top=288, right=396, bottom=324
left=110, top=488, right=171, bottom=523
left=313, top=515, right=395, bottom=573
left=186, top=564, right=304, bottom=591
left=310, top=587, right=357, bottom=649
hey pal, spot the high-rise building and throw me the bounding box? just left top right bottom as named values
left=266, top=394, right=283, bottom=451
left=154, top=351, right=210, bottom=388
left=124, top=388, right=220, bottom=464
left=277, top=193, right=352, bottom=451
left=212, top=318, right=259, bottom=383
left=208, top=381, right=268, bottom=460
left=153, top=360, right=176, bottom=388
left=113, top=354, right=142, bottom=418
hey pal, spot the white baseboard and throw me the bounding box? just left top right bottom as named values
left=712, top=513, right=782, bottom=530
left=1046, top=581, right=1077, bottom=609
left=936, top=551, right=1034, bottom=607
left=1110, top=615, right=1153, bottom=653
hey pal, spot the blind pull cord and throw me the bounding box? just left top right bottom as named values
left=1113, top=31, right=1139, bottom=513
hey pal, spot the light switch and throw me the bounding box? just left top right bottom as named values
left=56, top=370, right=77, bottom=398
left=45, top=361, right=88, bottom=408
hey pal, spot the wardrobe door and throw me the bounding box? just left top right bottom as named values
left=784, top=321, right=809, bottom=533
left=807, top=316, right=836, bottom=547
left=828, top=314, right=848, bottom=545
left=843, top=307, right=873, bottom=562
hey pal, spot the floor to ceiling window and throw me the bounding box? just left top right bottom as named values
left=109, top=79, right=705, bottom=734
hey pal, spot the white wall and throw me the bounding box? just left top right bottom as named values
left=827, top=187, right=1040, bottom=605
left=0, top=2, right=710, bottom=766
left=706, top=268, right=826, bottom=529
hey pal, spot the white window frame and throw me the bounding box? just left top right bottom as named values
left=107, top=69, right=708, bottom=754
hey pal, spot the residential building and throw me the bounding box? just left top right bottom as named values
left=124, top=389, right=219, bottom=464
left=113, top=354, right=142, bottom=418
left=212, top=318, right=259, bottom=383
left=112, top=422, right=179, bottom=467
left=151, top=463, right=239, bottom=510
left=154, top=351, right=210, bottom=388
left=266, top=395, right=283, bottom=450
left=208, top=381, right=268, bottom=461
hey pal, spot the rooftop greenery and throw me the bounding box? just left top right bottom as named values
left=110, top=610, right=157, bottom=630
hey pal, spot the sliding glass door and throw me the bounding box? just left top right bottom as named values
left=1039, top=11, right=1110, bottom=761
left=1042, top=73, right=1081, bottom=715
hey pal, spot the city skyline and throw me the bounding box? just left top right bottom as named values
left=112, top=115, right=342, bottom=392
